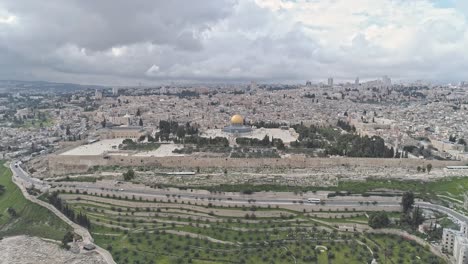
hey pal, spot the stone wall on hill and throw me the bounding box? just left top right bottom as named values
left=47, top=154, right=465, bottom=177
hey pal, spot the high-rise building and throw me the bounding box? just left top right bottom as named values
left=112, top=87, right=119, bottom=96
left=250, top=81, right=258, bottom=91
left=306, top=81, right=312, bottom=87
left=382, top=75, right=392, bottom=86
left=95, top=89, right=103, bottom=100
left=327, top=77, right=333, bottom=87
left=355, top=77, right=359, bottom=85
left=442, top=223, right=468, bottom=264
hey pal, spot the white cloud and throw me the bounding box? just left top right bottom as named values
left=145, top=64, right=160, bottom=77
left=0, top=14, right=16, bottom=24
left=0, top=0, right=467, bottom=84
left=0, top=7, right=16, bottom=25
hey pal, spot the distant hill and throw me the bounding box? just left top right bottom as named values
left=0, top=80, right=107, bottom=94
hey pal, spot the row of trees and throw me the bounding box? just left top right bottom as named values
left=76, top=211, right=92, bottom=229
left=159, top=120, right=198, bottom=139
left=326, top=134, right=396, bottom=158
left=292, top=122, right=402, bottom=158
left=48, top=192, right=91, bottom=229
left=177, top=136, right=229, bottom=147
left=417, top=164, right=432, bottom=173
left=236, top=135, right=285, bottom=150
left=292, top=124, right=337, bottom=142
left=337, top=120, right=356, bottom=133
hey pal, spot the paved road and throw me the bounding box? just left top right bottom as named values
left=15, top=162, right=468, bottom=216
left=51, top=181, right=400, bottom=206
left=49, top=176, right=468, bottom=224
left=416, top=202, right=468, bottom=223
left=12, top=161, right=468, bottom=242
left=11, top=162, right=48, bottom=188
left=42, top=171, right=468, bottom=222
left=9, top=162, right=116, bottom=264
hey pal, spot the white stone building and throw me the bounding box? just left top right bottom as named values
left=443, top=223, right=468, bottom=264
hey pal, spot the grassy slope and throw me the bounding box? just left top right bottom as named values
left=0, top=162, right=70, bottom=240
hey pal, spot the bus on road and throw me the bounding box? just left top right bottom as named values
left=307, top=198, right=321, bottom=204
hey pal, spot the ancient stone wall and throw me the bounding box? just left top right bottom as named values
left=47, top=154, right=465, bottom=176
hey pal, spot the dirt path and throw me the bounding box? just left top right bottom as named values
left=164, top=230, right=237, bottom=245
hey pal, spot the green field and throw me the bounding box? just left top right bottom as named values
left=10, top=115, right=54, bottom=129
left=51, top=190, right=444, bottom=264
left=0, top=162, right=70, bottom=240
left=21, top=118, right=54, bottom=128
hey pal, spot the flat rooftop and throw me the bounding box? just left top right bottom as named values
left=201, top=128, right=299, bottom=143
left=60, top=139, right=123, bottom=156
left=60, top=139, right=184, bottom=157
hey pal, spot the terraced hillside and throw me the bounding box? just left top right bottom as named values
left=48, top=189, right=444, bottom=264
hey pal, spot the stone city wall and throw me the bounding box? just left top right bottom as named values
left=47, top=154, right=465, bottom=177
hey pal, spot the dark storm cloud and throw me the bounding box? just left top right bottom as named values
left=0, top=0, right=467, bottom=84
left=2, top=0, right=233, bottom=51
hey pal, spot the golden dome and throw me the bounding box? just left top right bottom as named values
left=230, top=114, right=244, bottom=125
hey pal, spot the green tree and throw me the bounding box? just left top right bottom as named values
left=402, top=192, right=414, bottom=213
left=176, top=126, right=186, bottom=139
left=368, top=211, right=390, bottom=229
left=411, top=206, right=425, bottom=230
left=139, top=118, right=143, bottom=126
left=122, top=139, right=134, bottom=145
left=426, top=163, right=432, bottom=174
left=61, top=231, right=74, bottom=250
left=123, top=169, right=135, bottom=181
left=7, top=207, right=17, bottom=217
left=449, top=135, right=457, bottom=143
left=261, top=135, right=270, bottom=146
left=0, top=184, right=5, bottom=195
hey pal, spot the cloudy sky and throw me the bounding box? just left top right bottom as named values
left=0, top=0, right=467, bottom=85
